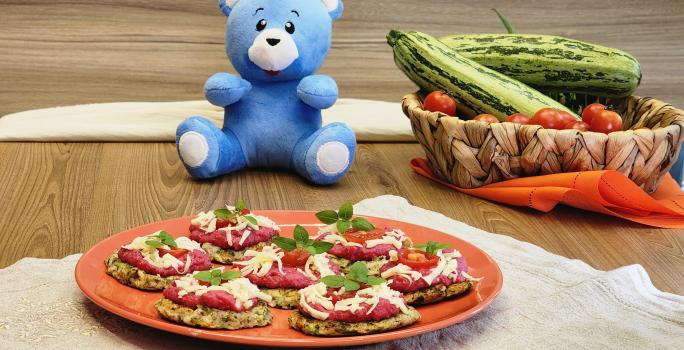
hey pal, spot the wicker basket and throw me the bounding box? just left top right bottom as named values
left=402, top=93, right=684, bottom=193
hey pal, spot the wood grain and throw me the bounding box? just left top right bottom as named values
left=0, top=0, right=683, bottom=295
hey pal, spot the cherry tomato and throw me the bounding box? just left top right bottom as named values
left=240, top=208, right=251, bottom=215
left=344, top=230, right=384, bottom=244
left=565, top=121, right=591, bottom=132
left=423, top=91, right=458, bottom=116
left=506, top=113, right=531, bottom=124
left=397, top=249, right=440, bottom=269
left=581, top=103, right=606, bottom=125
left=473, top=114, right=500, bottom=123
left=159, top=247, right=190, bottom=259
left=558, top=111, right=578, bottom=126
left=327, top=289, right=358, bottom=303
left=591, top=110, right=623, bottom=134
left=281, top=248, right=311, bottom=267
left=530, top=108, right=565, bottom=129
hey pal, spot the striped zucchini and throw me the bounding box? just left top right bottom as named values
left=440, top=34, right=641, bottom=98
left=387, top=30, right=576, bottom=119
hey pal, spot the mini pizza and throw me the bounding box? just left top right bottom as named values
left=105, top=230, right=212, bottom=291
left=234, top=226, right=340, bottom=309
left=288, top=262, right=420, bottom=336
left=379, top=241, right=477, bottom=305
left=155, top=268, right=273, bottom=330
left=313, top=202, right=413, bottom=275
left=189, top=200, right=280, bottom=264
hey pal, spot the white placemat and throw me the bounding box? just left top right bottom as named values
left=0, top=99, right=415, bottom=142
left=1, top=195, right=682, bottom=349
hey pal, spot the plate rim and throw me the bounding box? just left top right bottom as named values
left=75, top=210, right=503, bottom=348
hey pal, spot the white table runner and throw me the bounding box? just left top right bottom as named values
left=0, top=99, right=415, bottom=142
left=1, top=195, right=682, bottom=349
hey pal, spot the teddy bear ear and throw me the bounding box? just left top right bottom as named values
left=218, top=0, right=240, bottom=17
left=321, top=0, right=344, bottom=20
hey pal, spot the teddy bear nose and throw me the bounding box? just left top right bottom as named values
left=266, top=38, right=281, bottom=46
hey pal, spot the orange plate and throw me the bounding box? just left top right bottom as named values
left=75, top=211, right=503, bottom=348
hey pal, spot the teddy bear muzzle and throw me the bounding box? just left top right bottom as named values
left=248, top=28, right=299, bottom=76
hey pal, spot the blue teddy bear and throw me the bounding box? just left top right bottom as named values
left=176, top=0, right=356, bottom=185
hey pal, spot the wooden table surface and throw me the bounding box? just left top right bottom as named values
left=1, top=0, right=683, bottom=295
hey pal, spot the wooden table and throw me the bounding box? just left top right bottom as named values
left=1, top=0, right=683, bottom=294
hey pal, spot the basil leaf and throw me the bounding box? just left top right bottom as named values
left=211, top=269, right=221, bottom=277
left=214, top=209, right=233, bottom=219
left=351, top=217, right=375, bottom=232
left=293, top=225, right=309, bottom=243
left=312, top=241, right=334, bottom=254
left=244, top=215, right=258, bottom=226
left=315, top=210, right=339, bottom=224
left=338, top=202, right=353, bottom=221
left=145, top=239, right=164, bottom=249
left=348, top=261, right=368, bottom=281
left=221, top=270, right=241, bottom=281
left=321, top=275, right=345, bottom=288
left=366, top=276, right=386, bottom=286
left=194, top=270, right=212, bottom=282
left=211, top=277, right=222, bottom=286
left=272, top=236, right=297, bottom=252
left=343, top=279, right=360, bottom=292
left=303, top=245, right=317, bottom=255
left=235, top=199, right=246, bottom=212
left=336, top=220, right=350, bottom=234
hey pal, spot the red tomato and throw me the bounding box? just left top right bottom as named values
left=344, top=230, right=384, bottom=244
left=530, top=108, right=565, bottom=129
left=281, top=248, right=311, bottom=267
left=397, top=249, right=440, bottom=269
left=423, top=91, right=458, bottom=116
left=591, top=110, right=623, bottom=134
left=473, top=114, right=500, bottom=123
left=581, top=103, right=606, bottom=125
left=565, top=121, right=591, bottom=132
left=506, top=113, right=531, bottom=124
left=159, top=247, right=190, bottom=259
left=558, top=111, right=578, bottom=126
left=215, top=218, right=233, bottom=229
left=240, top=208, right=250, bottom=215
left=327, top=289, right=358, bottom=303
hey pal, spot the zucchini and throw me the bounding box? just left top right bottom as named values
left=387, top=30, right=576, bottom=120
left=440, top=34, right=641, bottom=98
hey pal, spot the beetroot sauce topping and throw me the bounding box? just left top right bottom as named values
left=315, top=228, right=409, bottom=261
left=298, top=283, right=410, bottom=322
left=118, top=234, right=211, bottom=277
left=163, top=274, right=272, bottom=312
left=234, top=245, right=340, bottom=289
left=379, top=248, right=469, bottom=292
left=188, top=210, right=279, bottom=250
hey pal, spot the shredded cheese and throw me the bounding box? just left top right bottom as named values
left=122, top=232, right=199, bottom=272
left=192, top=208, right=280, bottom=247
left=174, top=274, right=272, bottom=309
left=303, top=254, right=337, bottom=280
left=298, top=283, right=410, bottom=321
left=314, top=228, right=408, bottom=250
left=233, top=244, right=284, bottom=277
left=380, top=263, right=423, bottom=282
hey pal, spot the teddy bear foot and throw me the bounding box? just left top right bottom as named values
left=292, top=122, right=356, bottom=185
left=176, top=116, right=246, bottom=179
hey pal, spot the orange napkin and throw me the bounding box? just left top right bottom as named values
left=411, top=158, right=684, bottom=228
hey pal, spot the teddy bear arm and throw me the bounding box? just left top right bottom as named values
left=297, top=75, right=339, bottom=110
left=204, top=72, right=252, bottom=107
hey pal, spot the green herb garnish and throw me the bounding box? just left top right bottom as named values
left=194, top=268, right=241, bottom=286
left=315, top=202, right=375, bottom=233
left=414, top=241, right=451, bottom=255
left=272, top=225, right=333, bottom=255
left=213, top=199, right=258, bottom=225
left=145, top=230, right=177, bottom=249
left=492, top=8, right=516, bottom=34
left=321, top=261, right=386, bottom=292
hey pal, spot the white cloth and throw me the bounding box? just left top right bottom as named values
left=0, top=195, right=682, bottom=349
left=0, top=99, right=415, bottom=142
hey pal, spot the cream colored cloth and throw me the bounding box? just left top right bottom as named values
left=0, top=99, right=415, bottom=142
left=1, top=195, right=682, bottom=349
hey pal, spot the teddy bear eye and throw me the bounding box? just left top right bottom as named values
left=285, top=22, right=295, bottom=34
left=256, top=19, right=267, bottom=32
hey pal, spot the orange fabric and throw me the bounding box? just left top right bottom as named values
left=410, top=158, right=684, bottom=228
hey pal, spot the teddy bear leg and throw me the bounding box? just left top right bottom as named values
left=292, top=122, right=356, bottom=185
left=176, top=116, right=246, bottom=179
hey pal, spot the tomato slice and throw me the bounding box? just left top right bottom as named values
left=397, top=249, right=440, bottom=269
left=343, top=229, right=384, bottom=244
left=281, top=248, right=311, bottom=267
left=159, top=247, right=190, bottom=259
